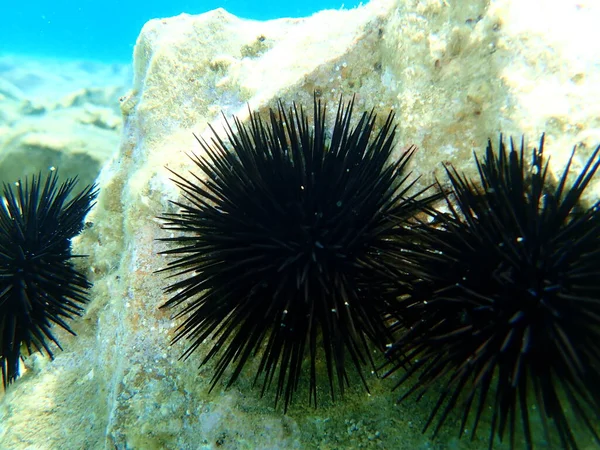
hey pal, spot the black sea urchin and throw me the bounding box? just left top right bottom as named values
left=158, top=97, right=437, bottom=409
left=0, top=171, right=97, bottom=388
left=385, top=135, right=600, bottom=449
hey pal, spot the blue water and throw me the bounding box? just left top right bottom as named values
left=2, top=0, right=361, bottom=63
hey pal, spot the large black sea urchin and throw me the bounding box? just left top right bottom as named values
left=158, top=97, right=438, bottom=410
left=385, top=135, right=600, bottom=450
left=0, top=171, right=97, bottom=388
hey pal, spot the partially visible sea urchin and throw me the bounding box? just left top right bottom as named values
left=385, top=135, right=600, bottom=449
left=158, top=97, right=438, bottom=409
left=0, top=171, right=97, bottom=388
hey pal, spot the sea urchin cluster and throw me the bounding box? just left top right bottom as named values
left=158, top=97, right=439, bottom=409
left=159, top=96, right=600, bottom=448
left=385, top=136, right=600, bottom=450
left=0, top=172, right=97, bottom=388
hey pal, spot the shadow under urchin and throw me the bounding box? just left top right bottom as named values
left=157, top=96, right=438, bottom=410
left=385, top=135, right=600, bottom=450
left=0, top=172, right=97, bottom=388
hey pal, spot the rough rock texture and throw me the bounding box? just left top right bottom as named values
left=1, top=0, right=599, bottom=449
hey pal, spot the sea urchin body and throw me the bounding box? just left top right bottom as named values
left=158, top=97, right=437, bottom=409
left=386, top=135, right=600, bottom=450
left=0, top=172, right=97, bottom=388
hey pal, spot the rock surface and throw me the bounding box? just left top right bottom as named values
left=1, top=0, right=600, bottom=449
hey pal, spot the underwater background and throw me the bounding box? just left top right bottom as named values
left=2, top=0, right=600, bottom=449
left=0, top=0, right=360, bottom=186
left=3, top=0, right=593, bottom=188
left=2, top=0, right=360, bottom=62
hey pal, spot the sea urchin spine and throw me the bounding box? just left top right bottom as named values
left=0, top=171, right=97, bottom=388
left=158, top=97, right=438, bottom=410
left=385, top=135, right=600, bottom=450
